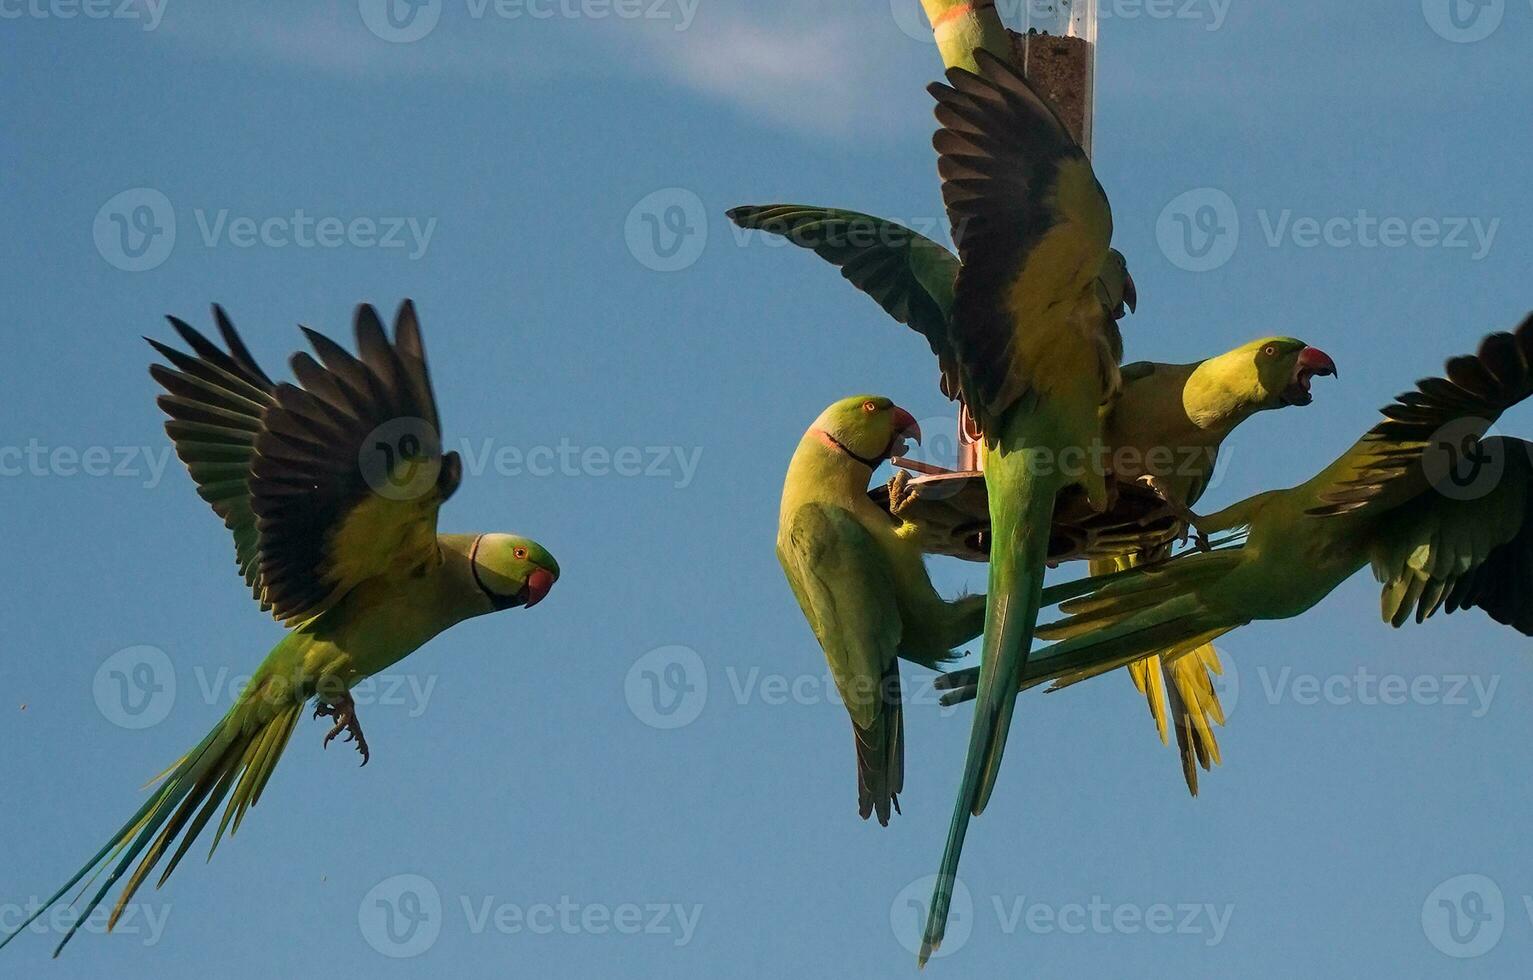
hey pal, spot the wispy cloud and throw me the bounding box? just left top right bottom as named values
left=154, top=3, right=930, bottom=140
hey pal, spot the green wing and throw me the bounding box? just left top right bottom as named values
left=1370, top=437, right=1533, bottom=630
left=150, top=300, right=463, bottom=625
left=726, top=205, right=963, bottom=398
left=929, top=48, right=1113, bottom=434
left=778, top=503, right=905, bottom=825
left=1304, top=315, right=1533, bottom=518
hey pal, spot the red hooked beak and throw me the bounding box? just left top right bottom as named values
left=891, top=406, right=922, bottom=446
left=1281, top=347, right=1339, bottom=407
left=1297, top=346, right=1338, bottom=379
left=524, top=568, right=555, bottom=608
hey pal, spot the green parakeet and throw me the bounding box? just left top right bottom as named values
left=778, top=395, right=984, bottom=825
left=938, top=315, right=1533, bottom=712
left=727, top=216, right=1333, bottom=800
left=912, top=50, right=1127, bottom=962
left=1, top=301, right=559, bottom=957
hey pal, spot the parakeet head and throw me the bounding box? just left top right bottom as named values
left=468, top=533, right=559, bottom=611
left=811, top=395, right=923, bottom=466
left=1212, top=337, right=1338, bottom=410
left=1097, top=249, right=1138, bottom=321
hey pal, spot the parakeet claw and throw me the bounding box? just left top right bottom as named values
left=314, top=694, right=370, bottom=766
left=1137, top=474, right=1212, bottom=552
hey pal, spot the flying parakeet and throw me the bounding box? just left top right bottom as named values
left=779, top=395, right=984, bottom=825
left=727, top=212, right=1334, bottom=799
left=938, top=315, right=1533, bottom=713
left=1, top=301, right=559, bottom=957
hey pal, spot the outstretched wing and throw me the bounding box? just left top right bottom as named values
left=726, top=204, right=963, bottom=398
left=1369, top=437, right=1533, bottom=632
left=778, top=503, right=905, bottom=825
left=928, top=48, right=1113, bottom=433
left=150, top=300, right=462, bottom=625
left=148, top=307, right=278, bottom=607
left=1305, top=315, right=1533, bottom=518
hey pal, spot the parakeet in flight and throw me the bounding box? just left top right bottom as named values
left=728, top=209, right=1333, bottom=799
left=778, top=395, right=984, bottom=825
left=938, top=315, right=1533, bottom=712
left=1, top=301, right=559, bottom=957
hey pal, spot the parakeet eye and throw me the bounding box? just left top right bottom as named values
left=862, top=400, right=878, bottom=413
left=513, top=547, right=528, bottom=560
left=1262, top=344, right=1279, bottom=357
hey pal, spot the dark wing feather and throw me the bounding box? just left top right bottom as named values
left=249, top=300, right=460, bottom=624
left=726, top=205, right=963, bottom=398
left=1306, top=315, right=1533, bottom=518
left=929, top=48, right=1112, bottom=431
left=149, top=300, right=461, bottom=626
left=147, top=307, right=278, bottom=607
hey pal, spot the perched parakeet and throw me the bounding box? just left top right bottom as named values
left=778, top=395, right=984, bottom=825
left=912, top=50, right=1128, bottom=962
left=724, top=210, right=1334, bottom=797
left=1, top=301, right=559, bottom=957
left=938, top=316, right=1533, bottom=712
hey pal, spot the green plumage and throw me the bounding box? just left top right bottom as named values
left=778, top=396, right=983, bottom=824
left=937, top=315, right=1533, bottom=710
left=3, top=302, right=559, bottom=958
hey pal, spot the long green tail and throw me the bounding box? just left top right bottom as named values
left=920, top=454, right=1058, bottom=965
left=0, top=699, right=303, bottom=957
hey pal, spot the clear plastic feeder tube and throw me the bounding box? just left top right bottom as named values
left=1018, top=0, right=1097, bottom=154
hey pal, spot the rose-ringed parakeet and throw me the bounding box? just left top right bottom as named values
left=1, top=301, right=559, bottom=957
left=907, top=49, right=1133, bottom=962
left=724, top=210, right=1334, bottom=798
left=779, top=395, right=984, bottom=825
left=938, top=315, right=1533, bottom=710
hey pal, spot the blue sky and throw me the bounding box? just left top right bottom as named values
left=2, top=1, right=1532, bottom=976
